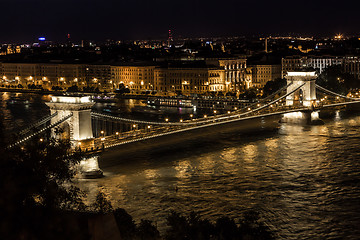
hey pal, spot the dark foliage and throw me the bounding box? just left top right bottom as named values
left=0, top=137, right=85, bottom=239
left=67, top=85, right=80, bottom=92
left=114, top=208, right=138, bottom=239
left=115, top=83, right=131, bottom=94
left=165, top=211, right=274, bottom=240
left=317, top=65, right=360, bottom=95
left=137, top=219, right=161, bottom=240
left=239, top=87, right=258, bottom=101
left=262, top=78, right=286, bottom=97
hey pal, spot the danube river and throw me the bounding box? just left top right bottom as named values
left=1, top=92, right=360, bottom=239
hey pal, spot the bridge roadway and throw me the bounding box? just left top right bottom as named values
left=92, top=105, right=309, bottom=150
left=90, top=98, right=360, bottom=152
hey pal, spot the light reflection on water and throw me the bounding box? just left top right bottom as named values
left=78, top=115, right=360, bottom=239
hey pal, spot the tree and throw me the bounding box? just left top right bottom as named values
left=0, top=137, right=85, bottom=239
left=67, top=85, right=80, bottom=92
left=137, top=220, right=161, bottom=240
left=239, top=87, right=258, bottom=101
left=113, top=208, right=137, bottom=240
left=317, top=65, right=360, bottom=95
left=165, top=211, right=274, bottom=240
left=262, top=78, right=286, bottom=97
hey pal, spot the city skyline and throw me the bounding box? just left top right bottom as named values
left=2, top=0, right=359, bottom=43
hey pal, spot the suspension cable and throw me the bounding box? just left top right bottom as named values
left=8, top=113, right=73, bottom=148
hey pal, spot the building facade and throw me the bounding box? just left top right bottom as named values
left=343, top=56, right=360, bottom=80
left=1, top=59, right=258, bottom=95
left=282, top=56, right=343, bottom=78
left=250, top=64, right=281, bottom=88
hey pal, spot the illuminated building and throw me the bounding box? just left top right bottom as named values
left=282, top=56, right=342, bottom=78
left=343, top=56, right=360, bottom=80
left=207, top=58, right=251, bottom=92
left=250, top=64, right=281, bottom=88
left=111, top=66, right=155, bottom=92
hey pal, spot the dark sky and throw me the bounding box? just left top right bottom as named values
left=1, top=0, right=359, bottom=43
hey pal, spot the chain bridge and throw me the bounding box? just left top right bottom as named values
left=7, top=71, right=360, bottom=160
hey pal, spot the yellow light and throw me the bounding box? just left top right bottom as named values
left=101, top=137, right=105, bottom=141
left=15, top=76, right=20, bottom=80
left=100, top=130, right=104, bottom=134
left=227, top=111, right=231, bottom=114
left=78, top=142, right=81, bottom=145
left=190, top=114, right=193, bottom=118
left=39, top=138, right=43, bottom=142
left=213, top=110, right=217, bottom=114
left=147, top=125, right=151, bottom=129
left=141, top=81, right=144, bottom=85
left=165, top=118, right=169, bottom=122
left=116, top=132, right=119, bottom=135
left=133, top=124, right=136, bottom=128
left=204, top=115, right=207, bottom=118
left=234, top=107, right=237, bottom=110
left=74, top=78, right=78, bottom=82
left=247, top=108, right=251, bottom=110
left=180, top=119, right=183, bottom=122
left=59, top=77, right=64, bottom=81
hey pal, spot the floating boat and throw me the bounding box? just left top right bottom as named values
left=132, top=106, right=164, bottom=114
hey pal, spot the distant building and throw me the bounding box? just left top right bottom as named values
left=207, top=58, right=252, bottom=92
left=281, top=56, right=306, bottom=78
left=111, top=66, right=155, bottom=92
left=1, top=59, right=255, bottom=95
left=343, top=56, right=360, bottom=80
left=281, top=56, right=342, bottom=78
left=250, top=64, right=281, bottom=88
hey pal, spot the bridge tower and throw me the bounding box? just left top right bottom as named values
left=46, top=96, right=102, bottom=178
left=46, top=95, right=95, bottom=143
left=285, top=71, right=317, bottom=107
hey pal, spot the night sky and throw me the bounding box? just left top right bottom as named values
left=2, top=0, right=359, bottom=43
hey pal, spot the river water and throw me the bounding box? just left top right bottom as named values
left=1, top=92, right=360, bottom=239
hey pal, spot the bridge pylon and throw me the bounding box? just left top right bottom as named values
left=46, top=96, right=102, bottom=178
left=285, top=71, right=317, bottom=107
left=45, top=95, right=95, bottom=144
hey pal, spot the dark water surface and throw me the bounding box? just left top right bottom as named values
left=1, top=92, right=360, bottom=239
